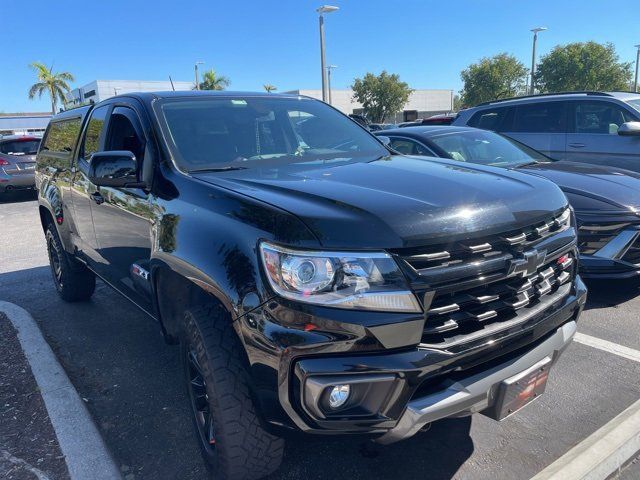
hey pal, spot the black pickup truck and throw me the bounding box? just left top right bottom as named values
left=36, top=92, right=587, bottom=480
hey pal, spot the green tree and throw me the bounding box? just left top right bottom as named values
left=453, top=94, right=463, bottom=112
left=198, top=69, right=230, bottom=90
left=535, top=42, right=632, bottom=93
left=28, top=62, right=75, bottom=114
left=460, top=53, right=527, bottom=107
left=263, top=84, right=277, bottom=93
left=351, top=71, right=413, bottom=123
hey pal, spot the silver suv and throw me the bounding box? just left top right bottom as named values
left=453, top=92, right=640, bottom=172
left=0, top=135, right=40, bottom=194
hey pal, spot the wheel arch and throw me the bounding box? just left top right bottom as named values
left=152, top=260, right=238, bottom=345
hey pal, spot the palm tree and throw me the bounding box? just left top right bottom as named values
left=263, top=84, right=277, bottom=93
left=198, top=69, right=230, bottom=91
left=28, top=62, right=74, bottom=114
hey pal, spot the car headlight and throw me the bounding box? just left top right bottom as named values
left=259, top=242, right=421, bottom=313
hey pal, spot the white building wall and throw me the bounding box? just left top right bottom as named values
left=67, top=79, right=194, bottom=105
left=94, top=80, right=194, bottom=101
left=285, top=89, right=453, bottom=122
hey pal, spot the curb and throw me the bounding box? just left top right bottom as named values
left=531, top=398, right=640, bottom=480
left=0, top=301, right=122, bottom=480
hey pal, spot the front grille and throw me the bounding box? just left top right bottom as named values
left=420, top=254, right=574, bottom=347
left=404, top=208, right=571, bottom=272
left=578, top=222, right=632, bottom=255
left=394, top=209, right=576, bottom=349
left=622, top=236, right=640, bottom=264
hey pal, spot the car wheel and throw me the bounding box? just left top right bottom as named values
left=45, top=224, right=96, bottom=302
left=181, top=305, right=284, bottom=480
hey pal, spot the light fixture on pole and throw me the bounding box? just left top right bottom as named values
left=634, top=44, right=640, bottom=93
left=529, top=27, right=547, bottom=95
left=194, top=61, right=205, bottom=90
left=317, top=5, right=339, bottom=102
left=326, top=65, right=338, bottom=104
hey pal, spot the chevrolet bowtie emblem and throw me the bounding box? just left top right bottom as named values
left=508, top=249, right=547, bottom=278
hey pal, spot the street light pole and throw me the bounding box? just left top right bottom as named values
left=529, top=27, right=547, bottom=95
left=194, top=61, right=204, bottom=90
left=634, top=44, right=640, bottom=93
left=326, top=65, right=337, bottom=104
left=317, top=5, right=339, bottom=102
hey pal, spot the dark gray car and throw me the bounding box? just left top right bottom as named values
left=453, top=91, right=640, bottom=172
left=0, top=135, right=40, bottom=193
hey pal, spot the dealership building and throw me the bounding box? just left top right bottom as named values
left=66, top=82, right=454, bottom=122
left=285, top=89, right=454, bottom=123
left=66, top=79, right=194, bottom=106
left=0, top=112, right=52, bottom=137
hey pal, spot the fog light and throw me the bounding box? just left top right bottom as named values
left=328, top=384, right=350, bottom=409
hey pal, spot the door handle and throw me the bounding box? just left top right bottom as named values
left=568, top=143, right=586, bottom=148
left=91, top=192, right=104, bottom=205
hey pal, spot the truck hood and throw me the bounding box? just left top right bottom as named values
left=193, top=155, right=568, bottom=249
left=519, top=161, right=640, bottom=212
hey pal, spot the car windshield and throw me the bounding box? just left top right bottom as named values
left=427, top=129, right=550, bottom=167
left=627, top=98, right=640, bottom=113
left=155, top=96, right=387, bottom=172
left=0, top=139, right=40, bottom=155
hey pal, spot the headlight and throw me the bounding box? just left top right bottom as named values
left=259, top=242, right=421, bottom=313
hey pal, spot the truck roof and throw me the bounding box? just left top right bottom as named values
left=115, top=91, right=308, bottom=101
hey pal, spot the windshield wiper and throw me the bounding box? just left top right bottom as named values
left=189, top=166, right=248, bottom=173
left=513, top=161, right=541, bottom=168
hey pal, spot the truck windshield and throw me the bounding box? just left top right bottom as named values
left=156, top=96, right=387, bottom=172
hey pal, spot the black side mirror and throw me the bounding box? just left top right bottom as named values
left=89, top=151, right=143, bottom=188
left=618, top=121, right=640, bottom=137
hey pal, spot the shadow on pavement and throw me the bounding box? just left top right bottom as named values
left=0, top=190, right=38, bottom=204
left=583, top=277, right=640, bottom=310
left=1, top=266, right=474, bottom=480
left=271, top=418, right=473, bottom=479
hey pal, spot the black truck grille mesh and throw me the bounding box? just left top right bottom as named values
left=395, top=209, right=575, bottom=349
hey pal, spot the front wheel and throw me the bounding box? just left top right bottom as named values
left=45, top=224, right=96, bottom=302
left=181, top=305, right=284, bottom=480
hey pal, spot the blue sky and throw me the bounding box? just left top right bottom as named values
left=2, top=0, right=638, bottom=112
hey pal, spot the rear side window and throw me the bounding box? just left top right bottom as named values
left=512, top=102, right=566, bottom=133
left=41, top=119, right=82, bottom=156
left=468, top=107, right=509, bottom=131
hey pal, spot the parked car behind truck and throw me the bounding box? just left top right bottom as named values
left=0, top=135, right=40, bottom=194
left=377, top=125, right=640, bottom=279
left=36, top=91, right=586, bottom=480
left=453, top=91, right=640, bottom=172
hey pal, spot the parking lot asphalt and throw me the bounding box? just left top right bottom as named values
left=2, top=191, right=640, bottom=480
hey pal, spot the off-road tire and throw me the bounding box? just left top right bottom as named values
left=181, top=305, right=284, bottom=480
left=45, top=224, right=96, bottom=302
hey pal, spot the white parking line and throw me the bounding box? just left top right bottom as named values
left=531, top=398, right=640, bottom=480
left=574, top=333, right=640, bottom=363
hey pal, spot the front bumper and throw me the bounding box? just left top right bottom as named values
left=273, top=277, right=586, bottom=442
left=579, top=227, right=640, bottom=279
left=377, top=320, right=575, bottom=444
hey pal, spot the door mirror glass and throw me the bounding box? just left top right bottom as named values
left=618, top=122, right=640, bottom=136
left=89, top=151, right=138, bottom=187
